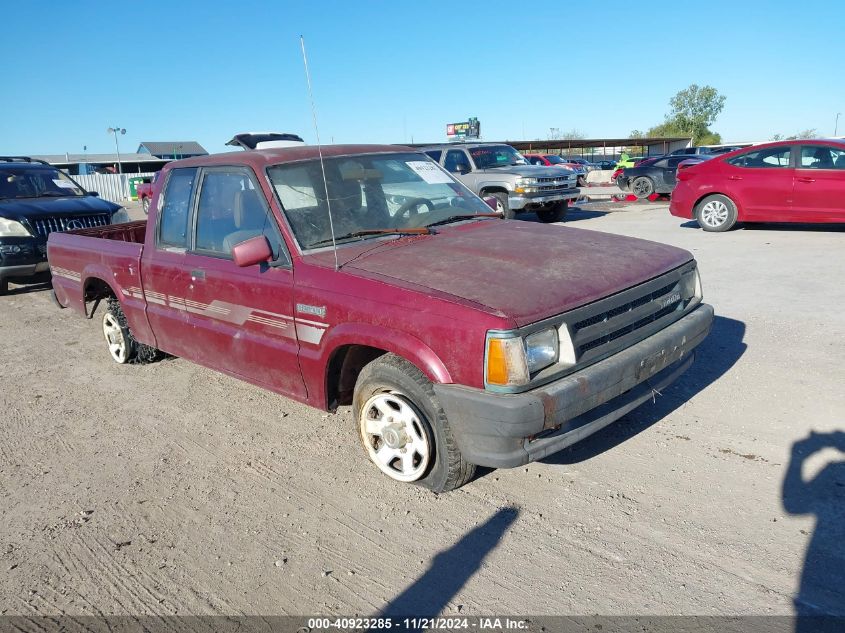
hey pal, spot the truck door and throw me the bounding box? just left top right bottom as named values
left=141, top=167, right=198, bottom=359
left=181, top=167, right=307, bottom=399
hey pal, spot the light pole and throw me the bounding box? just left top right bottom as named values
left=107, top=127, right=126, bottom=199
left=836, top=113, right=842, bottom=137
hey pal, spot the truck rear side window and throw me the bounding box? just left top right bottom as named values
left=159, top=168, right=197, bottom=248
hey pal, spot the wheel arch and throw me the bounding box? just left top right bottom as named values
left=320, top=324, right=453, bottom=411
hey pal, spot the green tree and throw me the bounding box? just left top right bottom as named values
left=668, top=84, right=726, bottom=137
left=644, top=84, right=726, bottom=145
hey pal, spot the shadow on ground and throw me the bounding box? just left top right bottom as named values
left=5, top=281, right=52, bottom=296
left=378, top=507, right=519, bottom=624
left=541, top=314, right=746, bottom=466
left=783, top=431, right=845, bottom=631
left=679, top=220, right=845, bottom=233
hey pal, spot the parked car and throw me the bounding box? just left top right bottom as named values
left=47, top=144, right=713, bottom=492
left=670, top=147, right=714, bottom=156
left=422, top=143, right=578, bottom=222
left=523, top=154, right=587, bottom=186
left=618, top=155, right=711, bottom=198
left=670, top=140, right=845, bottom=231
left=615, top=154, right=647, bottom=169
left=595, top=160, right=617, bottom=170
left=0, top=156, right=128, bottom=294
left=136, top=171, right=160, bottom=214
left=611, top=156, right=660, bottom=185
left=564, top=157, right=598, bottom=172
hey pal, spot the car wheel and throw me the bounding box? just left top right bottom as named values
left=577, top=176, right=587, bottom=187
left=353, top=353, right=476, bottom=492
left=102, top=297, right=161, bottom=364
left=695, top=194, right=738, bottom=232
left=631, top=176, right=655, bottom=199
left=536, top=201, right=567, bottom=223
left=142, top=197, right=150, bottom=214
left=487, top=191, right=515, bottom=219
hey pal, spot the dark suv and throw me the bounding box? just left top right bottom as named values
left=0, top=157, right=127, bottom=294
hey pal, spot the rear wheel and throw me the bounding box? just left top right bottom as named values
left=695, top=194, right=738, bottom=232
left=536, top=201, right=567, bottom=223
left=354, top=354, right=475, bottom=492
left=631, top=176, right=654, bottom=199
left=486, top=191, right=515, bottom=219
left=141, top=197, right=150, bottom=214
left=102, top=297, right=161, bottom=364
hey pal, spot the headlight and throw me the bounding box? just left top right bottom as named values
left=111, top=208, right=131, bottom=224
left=680, top=266, right=703, bottom=301
left=0, top=217, right=31, bottom=237
left=523, top=328, right=559, bottom=373
left=485, top=327, right=560, bottom=387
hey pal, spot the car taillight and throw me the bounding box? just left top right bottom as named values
left=612, top=169, right=622, bottom=180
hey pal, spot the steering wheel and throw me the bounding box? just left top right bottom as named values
left=394, top=197, right=435, bottom=220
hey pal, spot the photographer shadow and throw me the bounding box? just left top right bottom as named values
left=782, top=432, right=845, bottom=632
left=542, top=314, right=746, bottom=465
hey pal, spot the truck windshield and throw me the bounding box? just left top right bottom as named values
left=0, top=167, right=86, bottom=199
left=468, top=145, right=527, bottom=169
left=267, top=152, right=494, bottom=251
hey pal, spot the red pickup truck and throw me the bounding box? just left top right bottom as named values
left=136, top=171, right=159, bottom=214
left=47, top=145, right=713, bottom=492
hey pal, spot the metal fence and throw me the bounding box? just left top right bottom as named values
left=73, top=172, right=155, bottom=203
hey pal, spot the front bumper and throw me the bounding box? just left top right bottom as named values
left=0, top=237, right=49, bottom=283
left=434, top=303, right=714, bottom=468
left=509, top=187, right=580, bottom=210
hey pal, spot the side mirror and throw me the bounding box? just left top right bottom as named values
left=232, top=235, right=272, bottom=267
left=88, top=191, right=100, bottom=197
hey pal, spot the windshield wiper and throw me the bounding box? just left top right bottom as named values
left=309, top=227, right=434, bottom=249
left=38, top=191, right=73, bottom=197
left=425, top=213, right=501, bottom=228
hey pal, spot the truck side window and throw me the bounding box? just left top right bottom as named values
left=424, top=150, right=442, bottom=162
left=444, top=150, right=469, bottom=173
left=194, top=170, right=288, bottom=263
left=159, top=168, right=197, bottom=248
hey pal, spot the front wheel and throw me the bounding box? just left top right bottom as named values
left=353, top=354, right=475, bottom=492
left=695, top=194, right=738, bottom=232
left=486, top=191, right=515, bottom=219
left=536, top=201, right=567, bottom=223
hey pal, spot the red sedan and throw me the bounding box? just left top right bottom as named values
left=670, top=139, right=845, bottom=231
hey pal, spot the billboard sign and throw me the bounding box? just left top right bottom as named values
left=446, top=117, right=480, bottom=140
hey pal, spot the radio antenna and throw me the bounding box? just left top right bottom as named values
left=300, top=35, right=339, bottom=271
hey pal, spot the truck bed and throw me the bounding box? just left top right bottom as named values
left=69, top=220, right=147, bottom=243
left=47, top=222, right=147, bottom=328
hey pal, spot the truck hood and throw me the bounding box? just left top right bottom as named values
left=336, top=220, right=693, bottom=327
left=480, top=165, right=572, bottom=178
left=0, top=195, right=120, bottom=219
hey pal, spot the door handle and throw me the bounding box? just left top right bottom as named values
left=190, top=269, right=206, bottom=281
left=728, top=175, right=743, bottom=180
left=797, top=177, right=815, bottom=183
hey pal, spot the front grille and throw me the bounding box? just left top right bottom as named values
left=566, top=265, right=695, bottom=363
left=29, top=214, right=110, bottom=237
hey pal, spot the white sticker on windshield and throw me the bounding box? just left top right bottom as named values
left=406, top=161, right=453, bottom=184
left=53, top=180, right=76, bottom=188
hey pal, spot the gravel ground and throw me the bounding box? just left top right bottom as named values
left=1, top=203, right=843, bottom=618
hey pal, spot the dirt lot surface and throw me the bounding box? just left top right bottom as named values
left=1, top=203, right=843, bottom=618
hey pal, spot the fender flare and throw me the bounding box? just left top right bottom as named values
left=320, top=322, right=453, bottom=385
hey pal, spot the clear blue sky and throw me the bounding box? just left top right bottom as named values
left=3, top=0, right=844, bottom=156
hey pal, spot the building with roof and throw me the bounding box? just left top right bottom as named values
left=137, top=141, right=208, bottom=160
left=31, top=153, right=168, bottom=175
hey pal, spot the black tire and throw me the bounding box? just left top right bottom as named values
left=0, top=279, right=8, bottom=296
left=103, top=297, right=161, bottom=364
left=353, top=353, right=476, bottom=493
left=577, top=176, right=587, bottom=187
left=631, top=176, right=654, bottom=199
left=695, top=194, right=739, bottom=232
left=486, top=191, right=515, bottom=219
left=141, top=197, right=150, bottom=214
left=536, top=201, right=567, bottom=223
